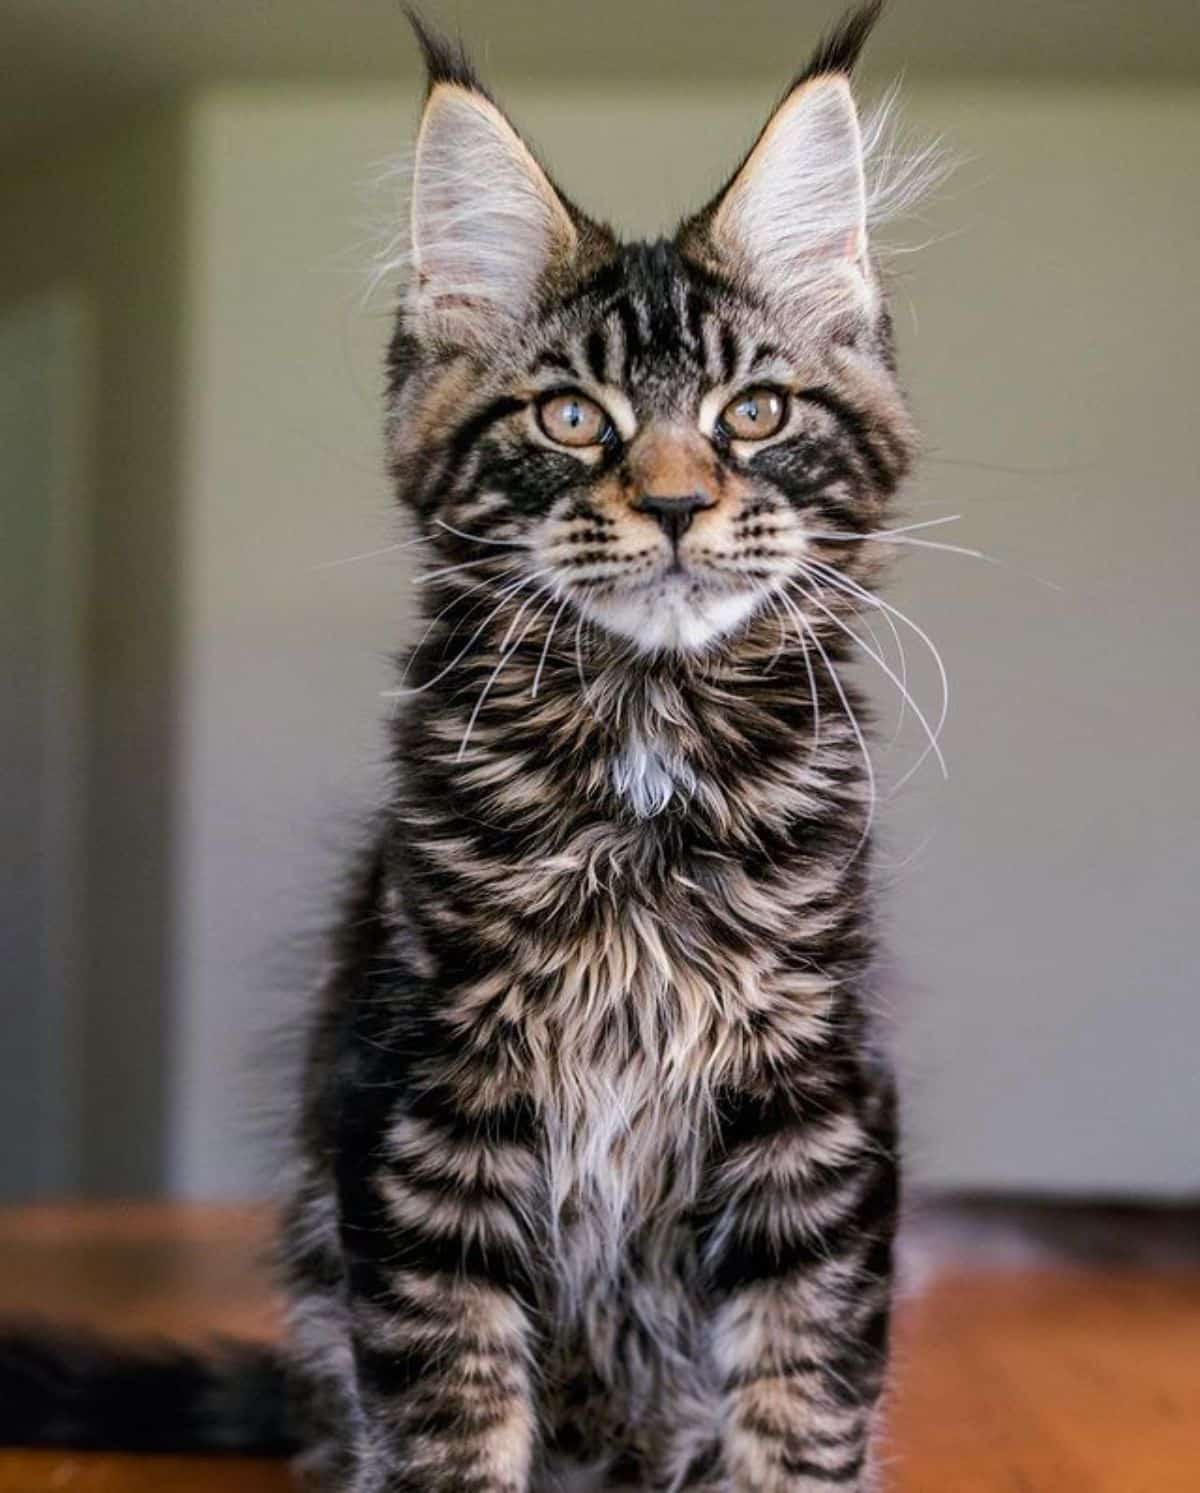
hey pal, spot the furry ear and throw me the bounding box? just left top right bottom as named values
left=406, top=16, right=580, bottom=347
left=680, top=2, right=883, bottom=323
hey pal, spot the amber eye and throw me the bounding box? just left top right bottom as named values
left=719, top=386, right=788, bottom=442
left=536, top=390, right=611, bottom=448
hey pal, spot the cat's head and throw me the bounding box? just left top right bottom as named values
left=387, top=3, right=917, bottom=656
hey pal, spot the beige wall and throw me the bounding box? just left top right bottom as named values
left=0, top=110, right=187, bottom=1195
left=884, top=85, right=1200, bottom=1192
left=66, top=79, right=1200, bottom=1198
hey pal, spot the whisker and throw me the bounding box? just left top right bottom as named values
left=795, top=557, right=950, bottom=791
left=497, top=575, right=553, bottom=650
left=455, top=589, right=554, bottom=763
left=839, top=602, right=910, bottom=744
left=878, top=605, right=910, bottom=743
left=852, top=535, right=990, bottom=561
left=809, top=514, right=963, bottom=541
left=795, top=575, right=947, bottom=780
left=415, top=554, right=521, bottom=584
left=775, top=590, right=822, bottom=767
left=760, top=589, right=790, bottom=676
left=383, top=570, right=535, bottom=697
left=573, top=615, right=605, bottom=725
left=779, top=590, right=874, bottom=860
left=309, top=535, right=430, bottom=571
left=574, top=615, right=589, bottom=707
left=396, top=569, right=513, bottom=687
left=531, top=595, right=570, bottom=701
left=807, top=516, right=993, bottom=563
left=434, top=519, right=531, bottom=550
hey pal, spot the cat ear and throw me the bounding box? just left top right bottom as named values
left=407, top=21, right=580, bottom=347
left=680, top=3, right=882, bottom=322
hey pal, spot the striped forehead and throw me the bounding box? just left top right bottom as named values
left=549, top=241, right=753, bottom=408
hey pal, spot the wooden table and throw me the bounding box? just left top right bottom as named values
left=1, top=1205, right=1197, bottom=1491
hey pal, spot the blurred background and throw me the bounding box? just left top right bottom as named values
left=2, top=0, right=1197, bottom=1206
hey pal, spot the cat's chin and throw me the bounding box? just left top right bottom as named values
left=577, top=575, right=762, bottom=655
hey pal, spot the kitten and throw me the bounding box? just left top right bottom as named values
left=1, top=5, right=930, bottom=1489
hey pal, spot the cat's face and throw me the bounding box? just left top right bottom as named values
left=387, top=19, right=915, bottom=657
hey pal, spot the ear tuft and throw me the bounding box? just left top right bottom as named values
left=674, top=3, right=896, bottom=329
left=403, top=7, right=484, bottom=97
left=793, top=0, right=885, bottom=86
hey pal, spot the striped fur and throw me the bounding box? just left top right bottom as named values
left=0, top=8, right=924, bottom=1491
left=277, top=8, right=918, bottom=1490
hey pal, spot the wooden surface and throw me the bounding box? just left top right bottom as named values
left=1, top=1205, right=1197, bottom=1491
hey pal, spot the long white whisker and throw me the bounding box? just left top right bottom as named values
left=845, top=600, right=910, bottom=743
left=760, top=589, right=790, bottom=675
left=797, top=557, right=950, bottom=790
left=810, top=515, right=963, bottom=540
left=781, top=591, right=874, bottom=859
left=795, top=575, right=947, bottom=780
left=416, top=554, right=521, bottom=584
left=775, top=590, right=822, bottom=765
left=807, top=515, right=991, bottom=562
left=455, top=589, right=554, bottom=763
left=574, top=615, right=589, bottom=706
left=840, top=535, right=991, bottom=561
left=395, top=569, right=503, bottom=688
left=309, top=534, right=430, bottom=571
left=573, top=615, right=605, bottom=724
left=849, top=602, right=909, bottom=746
left=383, top=570, right=533, bottom=698
left=800, top=556, right=949, bottom=743
left=497, top=573, right=554, bottom=650
left=434, top=519, right=531, bottom=550
left=879, top=604, right=910, bottom=742
left=531, top=595, right=570, bottom=701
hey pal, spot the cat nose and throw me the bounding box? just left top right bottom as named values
left=632, top=493, right=715, bottom=544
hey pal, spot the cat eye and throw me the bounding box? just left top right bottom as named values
left=718, top=386, right=788, bottom=442
left=536, top=390, right=612, bottom=448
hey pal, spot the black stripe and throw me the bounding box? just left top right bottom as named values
left=448, top=395, right=528, bottom=464
left=719, top=323, right=740, bottom=383
left=402, top=1086, right=539, bottom=1149
left=702, top=1147, right=897, bottom=1294
left=780, top=1451, right=866, bottom=1483
left=796, top=386, right=893, bottom=490
left=685, top=286, right=710, bottom=357
left=613, top=297, right=643, bottom=380
left=559, top=257, right=626, bottom=308
left=532, top=348, right=574, bottom=374
left=585, top=328, right=608, bottom=383
left=433, top=394, right=529, bottom=500
left=350, top=1219, right=533, bottom=1298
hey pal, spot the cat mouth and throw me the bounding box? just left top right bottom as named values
left=571, top=566, right=763, bottom=653
left=605, top=553, right=747, bottom=595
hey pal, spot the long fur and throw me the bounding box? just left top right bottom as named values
left=1, top=10, right=936, bottom=1491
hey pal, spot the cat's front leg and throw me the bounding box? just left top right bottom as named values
left=698, top=1078, right=900, bottom=1491
left=335, top=1090, right=542, bottom=1493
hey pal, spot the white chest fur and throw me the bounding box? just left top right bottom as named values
left=610, top=733, right=697, bottom=818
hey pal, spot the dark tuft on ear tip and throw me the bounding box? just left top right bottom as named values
left=403, top=6, right=485, bottom=97
left=794, top=0, right=885, bottom=85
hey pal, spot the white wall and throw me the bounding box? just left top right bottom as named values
left=170, top=81, right=1200, bottom=1198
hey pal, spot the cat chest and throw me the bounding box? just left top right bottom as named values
left=539, top=1057, right=710, bottom=1305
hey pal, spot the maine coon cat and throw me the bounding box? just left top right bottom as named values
left=2, top=5, right=939, bottom=1489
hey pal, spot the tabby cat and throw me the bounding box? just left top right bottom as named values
left=1, top=5, right=932, bottom=1489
